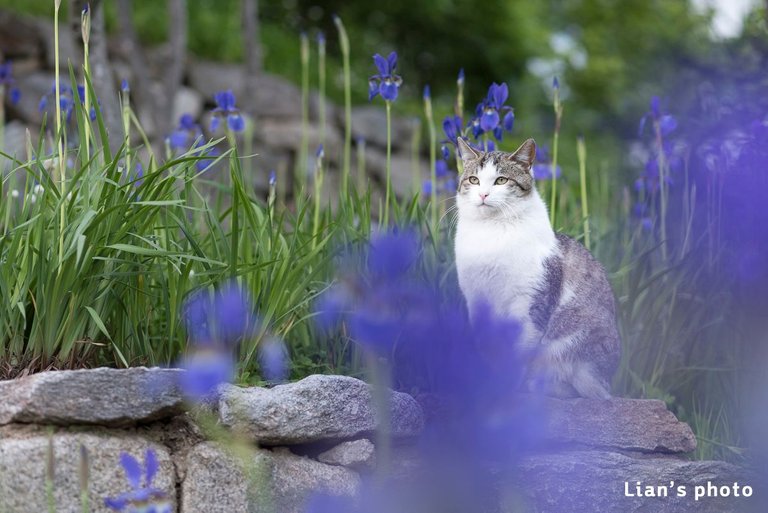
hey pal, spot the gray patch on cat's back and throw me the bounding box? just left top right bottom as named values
left=529, top=254, right=564, bottom=332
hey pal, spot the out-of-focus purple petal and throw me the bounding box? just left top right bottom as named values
left=144, top=449, right=158, bottom=487
left=387, top=51, right=398, bottom=72
left=210, top=116, right=221, bottom=133
left=659, top=115, right=677, bottom=136
left=379, top=80, right=399, bottom=102
left=503, top=110, right=515, bottom=132
left=368, top=80, right=379, bottom=101
left=227, top=113, right=245, bottom=132
left=435, top=159, right=448, bottom=178
left=480, top=108, right=499, bottom=133
left=373, top=54, right=389, bottom=76
left=119, top=452, right=142, bottom=490
left=258, top=337, right=289, bottom=382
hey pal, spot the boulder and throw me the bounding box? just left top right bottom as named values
left=0, top=428, right=175, bottom=513
left=219, top=374, right=424, bottom=444
left=189, top=61, right=302, bottom=119
left=8, top=70, right=52, bottom=126
left=318, top=439, right=376, bottom=469
left=517, top=450, right=755, bottom=513
left=346, top=105, right=419, bottom=151
left=180, top=442, right=360, bottom=513
left=0, top=367, right=184, bottom=427
left=543, top=397, right=697, bottom=454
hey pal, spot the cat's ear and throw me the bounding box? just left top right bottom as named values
left=511, top=138, right=536, bottom=171
left=457, top=137, right=483, bottom=162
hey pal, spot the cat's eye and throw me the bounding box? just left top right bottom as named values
left=468, top=176, right=480, bottom=185
left=494, top=177, right=508, bottom=185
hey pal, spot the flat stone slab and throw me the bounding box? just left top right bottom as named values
left=219, top=374, right=424, bottom=444
left=0, top=367, right=184, bottom=427
left=543, top=397, right=697, bottom=453
left=318, top=439, right=376, bottom=469
left=0, top=429, right=175, bottom=513
left=181, top=442, right=360, bottom=513
left=518, top=450, right=755, bottom=513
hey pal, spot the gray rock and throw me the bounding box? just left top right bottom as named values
left=270, top=447, right=361, bottom=513
left=219, top=374, right=424, bottom=444
left=0, top=11, right=43, bottom=60
left=259, top=119, right=343, bottom=162
left=0, top=367, right=184, bottom=427
left=346, top=106, right=419, bottom=151
left=181, top=442, right=360, bottom=513
left=189, top=61, right=302, bottom=119
left=1, top=120, right=30, bottom=163
left=9, top=70, right=53, bottom=126
left=364, top=146, right=426, bottom=198
left=0, top=428, right=175, bottom=513
left=318, top=439, right=376, bottom=469
left=180, top=442, right=259, bottom=513
left=517, top=450, right=755, bottom=513
left=544, top=397, right=697, bottom=453
left=172, top=86, right=204, bottom=124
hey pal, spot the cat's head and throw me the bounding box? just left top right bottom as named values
left=455, top=137, right=537, bottom=219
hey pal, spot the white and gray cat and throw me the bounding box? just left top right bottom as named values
left=454, top=137, right=620, bottom=399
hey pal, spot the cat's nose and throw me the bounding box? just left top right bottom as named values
left=479, top=193, right=489, bottom=202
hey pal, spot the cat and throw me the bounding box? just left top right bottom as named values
left=453, top=137, right=620, bottom=399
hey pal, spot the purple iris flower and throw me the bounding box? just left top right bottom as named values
left=183, top=282, right=256, bottom=347
left=368, top=51, right=403, bottom=102
left=639, top=95, right=677, bottom=137
left=169, top=113, right=203, bottom=151
left=192, top=142, right=220, bottom=172
left=178, top=350, right=235, bottom=402
left=104, top=449, right=171, bottom=512
left=211, top=90, right=245, bottom=132
left=269, top=170, right=277, bottom=187
left=0, top=60, right=20, bottom=105
left=435, top=159, right=448, bottom=178
left=469, top=82, right=514, bottom=142
left=442, top=115, right=463, bottom=146
left=531, top=145, right=562, bottom=180
left=38, top=82, right=95, bottom=122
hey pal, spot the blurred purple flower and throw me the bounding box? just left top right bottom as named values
left=532, top=145, right=562, bottom=180
left=422, top=179, right=432, bottom=196
left=258, top=337, right=289, bottom=382
left=435, top=159, right=448, bottom=178
left=469, top=82, right=514, bottom=142
left=178, top=350, right=235, bottom=402
left=104, top=449, right=171, bottom=512
left=211, top=90, right=245, bottom=132
left=442, top=115, right=463, bottom=146
left=269, top=170, right=277, bottom=187
left=368, top=51, right=402, bottom=102
left=0, top=60, right=20, bottom=105
left=183, top=282, right=256, bottom=346
left=169, top=114, right=202, bottom=151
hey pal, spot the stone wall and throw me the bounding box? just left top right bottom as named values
left=0, top=367, right=755, bottom=512
left=0, top=10, right=427, bottom=203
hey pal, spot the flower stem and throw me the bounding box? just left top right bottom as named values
left=297, top=33, right=310, bottom=195
left=383, top=101, right=392, bottom=226
left=318, top=35, right=326, bottom=158
left=312, top=152, right=324, bottom=249
left=577, top=136, right=591, bottom=251
left=54, top=0, right=66, bottom=270
left=549, top=103, right=562, bottom=227
left=334, top=16, right=352, bottom=197
left=424, top=94, right=437, bottom=234
left=655, top=123, right=669, bottom=262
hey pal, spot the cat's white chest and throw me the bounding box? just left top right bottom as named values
left=455, top=217, right=555, bottom=327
